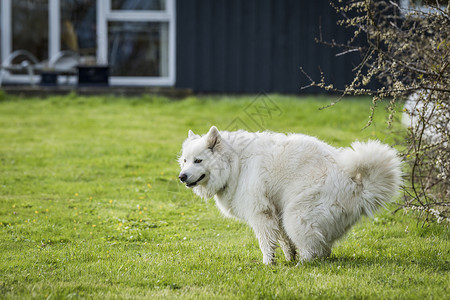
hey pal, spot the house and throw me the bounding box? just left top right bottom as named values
left=0, top=0, right=370, bottom=94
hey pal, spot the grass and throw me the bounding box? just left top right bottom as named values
left=0, top=93, right=448, bottom=299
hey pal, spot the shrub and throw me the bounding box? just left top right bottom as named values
left=302, top=0, right=450, bottom=223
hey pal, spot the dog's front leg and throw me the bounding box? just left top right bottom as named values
left=249, top=211, right=280, bottom=265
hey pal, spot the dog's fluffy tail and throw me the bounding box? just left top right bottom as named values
left=338, top=140, right=402, bottom=216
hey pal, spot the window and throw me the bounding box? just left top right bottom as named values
left=111, top=0, right=166, bottom=11
left=108, top=22, right=169, bottom=77
left=0, top=0, right=176, bottom=86
left=409, top=0, right=448, bottom=7
left=12, top=0, right=49, bottom=61
left=400, top=0, right=449, bottom=14
left=60, top=0, right=97, bottom=59
left=98, top=0, right=176, bottom=86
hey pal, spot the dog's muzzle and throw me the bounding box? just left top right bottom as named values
left=179, top=173, right=205, bottom=187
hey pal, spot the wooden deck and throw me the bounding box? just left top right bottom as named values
left=0, top=85, right=193, bottom=98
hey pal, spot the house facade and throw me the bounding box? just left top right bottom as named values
left=0, top=0, right=387, bottom=93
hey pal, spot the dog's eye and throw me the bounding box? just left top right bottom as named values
left=183, top=159, right=186, bottom=163
left=194, top=159, right=203, bottom=164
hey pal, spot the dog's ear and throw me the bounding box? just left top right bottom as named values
left=188, top=130, right=199, bottom=139
left=207, top=126, right=221, bottom=152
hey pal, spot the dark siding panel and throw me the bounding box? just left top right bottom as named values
left=197, top=0, right=213, bottom=91
left=257, top=0, right=272, bottom=92
left=242, top=0, right=257, bottom=93
left=176, top=0, right=363, bottom=93
left=320, top=7, right=333, bottom=87
left=272, top=0, right=286, bottom=93
left=226, top=0, right=242, bottom=92
left=322, top=2, right=342, bottom=90
left=290, top=0, right=302, bottom=92
left=330, top=10, right=345, bottom=89
left=211, top=1, right=226, bottom=92
left=175, top=0, right=194, bottom=88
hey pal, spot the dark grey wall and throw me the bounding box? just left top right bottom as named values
left=176, top=0, right=362, bottom=94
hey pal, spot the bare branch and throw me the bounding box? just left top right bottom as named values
left=301, top=0, right=450, bottom=224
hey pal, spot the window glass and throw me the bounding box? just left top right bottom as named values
left=111, top=0, right=166, bottom=11
left=411, top=0, right=448, bottom=6
left=12, top=0, right=49, bottom=61
left=108, top=22, right=169, bottom=77
left=61, top=0, right=96, bottom=60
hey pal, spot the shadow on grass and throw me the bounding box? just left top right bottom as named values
left=302, top=254, right=450, bottom=274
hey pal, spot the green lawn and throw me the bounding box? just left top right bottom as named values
left=0, top=93, right=448, bottom=299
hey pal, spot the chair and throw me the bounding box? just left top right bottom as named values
left=47, top=50, right=80, bottom=75
left=0, top=50, right=81, bottom=86
left=45, top=50, right=80, bottom=84
left=0, top=50, right=41, bottom=87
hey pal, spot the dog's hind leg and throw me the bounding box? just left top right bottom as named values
left=278, top=229, right=296, bottom=262
left=249, top=208, right=281, bottom=265
left=283, top=202, right=331, bottom=264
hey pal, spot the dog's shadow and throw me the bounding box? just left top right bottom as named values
left=276, top=252, right=449, bottom=273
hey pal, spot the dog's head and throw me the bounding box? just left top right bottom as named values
left=178, top=126, right=232, bottom=199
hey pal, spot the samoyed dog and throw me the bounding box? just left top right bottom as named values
left=178, top=126, right=402, bottom=265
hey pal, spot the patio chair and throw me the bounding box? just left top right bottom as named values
left=0, top=50, right=81, bottom=86
left=44, top=50, right=80, bottom=84
left=0, top=50, right=41, bottom=87
left=47, top=50, right=80, bottom=74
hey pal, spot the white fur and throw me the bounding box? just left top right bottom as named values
left=179, top=126, right=402, bottom=265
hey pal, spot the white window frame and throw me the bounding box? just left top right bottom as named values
left=0, top=0, right=12, bottom=64
left=0, top=0, right=176, bottom=86
left=97, top=0, right=176, bottom=86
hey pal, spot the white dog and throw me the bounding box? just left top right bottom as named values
left=179, top=126, right=402, bottom=265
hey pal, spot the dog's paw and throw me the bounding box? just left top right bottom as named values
left=262, top=255, right=276, bottom=265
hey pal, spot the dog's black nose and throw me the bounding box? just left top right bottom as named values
left=179, top=173, right=187, bottom=182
